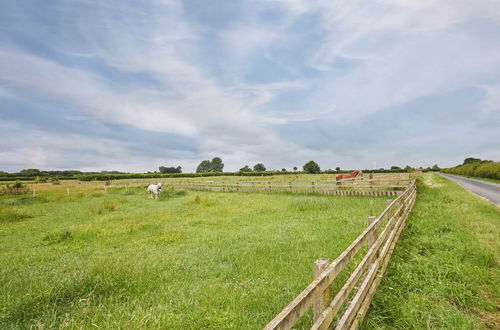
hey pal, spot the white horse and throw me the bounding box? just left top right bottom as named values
left=147, top=183, right=162, bottom=199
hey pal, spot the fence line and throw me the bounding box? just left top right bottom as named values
left=153, top=178, right=411, bottom=197
left=264, top=180, right=416, bottom=330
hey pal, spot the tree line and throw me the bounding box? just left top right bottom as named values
left=1, top=157, right=441, bottom=182
left=442, top=158, right=500, bottom=180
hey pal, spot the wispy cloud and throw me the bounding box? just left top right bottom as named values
left=0, top=0, right=499, bottom=172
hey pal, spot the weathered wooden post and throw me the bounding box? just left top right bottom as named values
left=236, top=181, right=239, bottom=192
left=367, top=216, right=376, bottom=246
left=67, top=188, right=70, bottom=196
left=268, top=181, right=271, bottom=193
left=33, top=188, right=36, bottom=197
left=312, top=181, right=315, bottom=193
left=288, top=181, right=292, bottom=192
left=125, top=184, right=128, bottom=192
left=313, top=258, right=330, bottom=321
left=104, top=185, right=107, bottom=193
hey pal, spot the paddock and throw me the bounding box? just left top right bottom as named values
left=0, top=178, right=394, bottom=329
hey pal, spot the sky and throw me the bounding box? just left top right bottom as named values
left=1, top=0, right=500, bottom=173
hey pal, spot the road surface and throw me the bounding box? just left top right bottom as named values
left=438, top=173, right=500, bottom=205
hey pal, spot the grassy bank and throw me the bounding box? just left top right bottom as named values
left=364, top=173, right=499, bottom=329
left=0, top=186, right=386, bottom=329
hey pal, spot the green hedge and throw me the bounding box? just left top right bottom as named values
left=442, top=161, right=500, bottom=180
left=0, top=168, right=422, bottom=182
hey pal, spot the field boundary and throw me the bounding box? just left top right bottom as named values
left=264, top=180, right=417, bottom=330
left=157, top=177, right=413, bottom=197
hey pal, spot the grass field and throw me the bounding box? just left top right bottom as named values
left=0, top=184, right=387, bottom=329
left=364, top=173, right=499, bottom=329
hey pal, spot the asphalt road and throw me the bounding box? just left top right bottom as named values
left=438, top=173, right=500, bottom=205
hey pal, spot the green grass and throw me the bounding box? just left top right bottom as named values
left=0, top=186, right=387, bottom=329
left=364, top=173, right=499, bottom=329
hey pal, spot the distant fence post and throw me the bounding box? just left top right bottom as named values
left=33, top=188, right=36, bottom=197
left=312, top=181, right=315, bottom=193
left=268, top=181, right=271, bottom=193
left=288, top=181, right=292, bottom=192
left=313, top=258, right=330, bottom=321
left=67, top=188, right=69, bottom=196
left=236, top=181, right=239, bottom=192
left=367, top=216, right=376, bottom=246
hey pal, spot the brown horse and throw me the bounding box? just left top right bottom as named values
left=336, top=170, right=363, bottom=181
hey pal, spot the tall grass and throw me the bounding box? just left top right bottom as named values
left=0, top=186, right=386, bottom=329
left=363, top=173, right=499, bottom=329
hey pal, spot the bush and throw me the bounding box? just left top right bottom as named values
left=443, top=160, right=500, bottom=180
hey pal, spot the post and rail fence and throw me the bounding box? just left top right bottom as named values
left=264, top=179, right=417, bottom=330
left=156, top=177, right=413, bottom=197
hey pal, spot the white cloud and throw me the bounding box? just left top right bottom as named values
left=1, top=0, right=499, bottom=171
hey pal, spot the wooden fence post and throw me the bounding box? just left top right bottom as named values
left=268, top=181, right=271, bottom=193
left=313, top=258, right=330, bottom=321
left=125, top=184, right=128, bottom=192
left=67, top=188, right=69, bottom=196
left=367, top=216, right=376, bottom=246
left=312, top=181, right=315, bottom=193
left=289, top=181, right=292, bottom=192
left=236, top=181, right=239, bottom=192
left=33, top=188, right=36, bottom=197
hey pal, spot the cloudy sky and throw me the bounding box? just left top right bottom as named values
left=1, top=0, right=499, bottom=172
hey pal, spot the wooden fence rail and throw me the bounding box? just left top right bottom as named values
left=152, top=178, right=412, bottom=197
left=264, top=180, right=417, bottom=330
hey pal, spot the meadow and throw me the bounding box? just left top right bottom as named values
left=0, top=182, right=387, bottom=329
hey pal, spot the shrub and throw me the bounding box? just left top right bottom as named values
left=443, top=160, right=500, bottom=180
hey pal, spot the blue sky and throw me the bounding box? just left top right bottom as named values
left=1, top=0, right=499, bottom=172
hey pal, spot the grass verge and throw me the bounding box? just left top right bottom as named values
left=364, top=173, right=499, bottom=329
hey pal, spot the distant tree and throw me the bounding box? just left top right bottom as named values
left=390, top=166, right=401, bottom=170
left=281, top=168, right=287, bottom=172
left=211, top=157, right=224, bottom=172
left=159, top=166, right=182, bottom=173
left=0, top=171, right=8, bottom=176
left=463, top=157, right=481, bottom=165
left=196, top=160, right=212, bottom=173
left=19, top=169, right=41, bottom=176
left=431, top=164, right=440, bottom=171
left=293, top=166, right=298, bottom=171
left=253, top=163, right=266, bottom=172
left=335, top=167, right=340, bottom=171
left=239, top=165, right=252, bottom=172
left=404, top=165, right=412, bottom=171
left=303, top=160, right=320, bottom=174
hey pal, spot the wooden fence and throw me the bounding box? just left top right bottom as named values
left=158, top=178, right=413, bottom=197
left=264, top=180, right=417, bottom=329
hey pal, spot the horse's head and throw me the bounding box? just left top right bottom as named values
left=158, top=183, right=163, bottom=190
left=352, top=170, right=363, bottom=177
